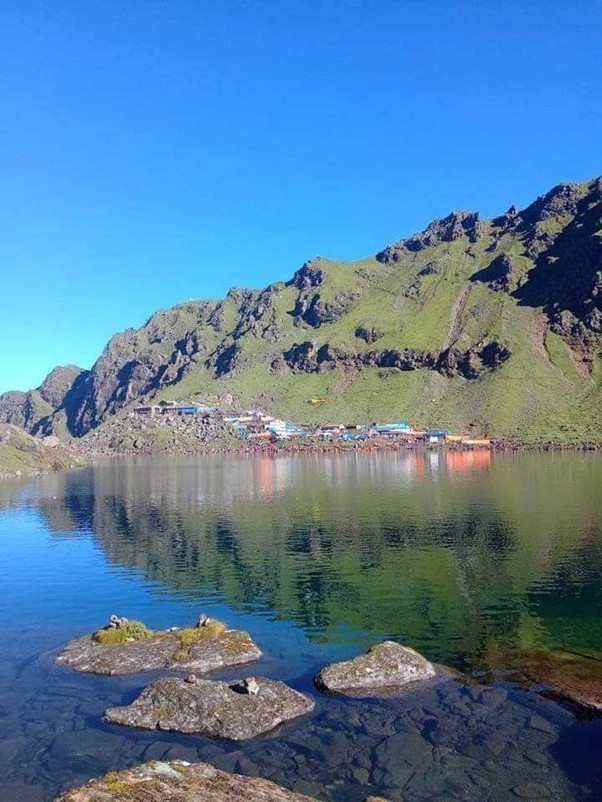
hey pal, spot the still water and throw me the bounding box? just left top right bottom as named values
left=0, top=450, right=600, bottom=801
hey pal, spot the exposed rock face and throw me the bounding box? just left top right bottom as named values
left=514, top=180, right=602, bottom=359
left=283, top=341, right=510, bottom=379
left=378, top=211, right=483, bottom=261
left=518, top=182, right=591, bottom=228
left=104, top=676, right=315, bottom=739
left=366, top=349, right=437, bottom=372
left=0, top=390, right=29, bottom=429
left=411, top=211, right=483, bottom=250
left=355, top=325, right=383, bottom=344
left=57, top=627, right=261, bottom=676
left=471, top=253, right=516, bottom=292
left=314, top=641, right=437, bottom=696
left=417, top=261, right=441, bottom=276
left=37, top=366, right=83, bottom=410
left=283, top=342, right=350, bottom=373
left=213, top=342, right=241, bottom=377
left=289, top=259, right=325, bottom=290
left=228, top=288, right=281, bottom=341
left=54, top=761, right=323, bottom=802
left=71, top=302, right=221, bottom=434
left=293, top=291, right=359, bottom=328
left=487, top=648, right=602, bottom=712
left=436, top=341, right=511, bottom=379
left=0, top=365, right=84, bottom=436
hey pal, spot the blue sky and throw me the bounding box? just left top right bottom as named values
left=1, top=0, right=600, bottom=393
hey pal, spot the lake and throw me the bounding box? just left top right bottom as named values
left=0, top=450, right=601, bottom=801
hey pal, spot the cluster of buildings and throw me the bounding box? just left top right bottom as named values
left=133, top=400, right=218, bottom=418
left=132, top=400, right=491, bottom=447
left=223, top=411, right=304, bottom=441
left=221, top=411, right=492, bottom=447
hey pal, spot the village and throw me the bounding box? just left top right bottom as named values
left=133, top=400, right=493, bottom=448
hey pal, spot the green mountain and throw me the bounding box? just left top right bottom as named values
left=2, top=176, right=601, bottom=444
left=0, top=424, right=78, bottom=476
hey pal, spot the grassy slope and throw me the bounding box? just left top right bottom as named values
left=0, top=425, right=78, bottom=475
left=151, top=202, right=602, bottom=443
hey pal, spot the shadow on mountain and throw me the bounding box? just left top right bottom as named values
left=513, top=180, right=602, bottom=354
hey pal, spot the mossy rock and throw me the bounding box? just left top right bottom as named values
left=56, top=618, right=261, bottom=676
left=93, top=619, right=153, bottom=646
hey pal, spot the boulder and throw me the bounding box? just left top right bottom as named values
left=56, top=618, right=261, bottom=676
left=355, top=326, right=383, bottom=344
left=103, top=676, right=314, bottom=740
left=488, top=648, right=602, bottom=712
left=53, top=760, right=323, bottom=801
left=314, top=641, right=437, bottom=696
left=364, top=796, right=389, bottom=802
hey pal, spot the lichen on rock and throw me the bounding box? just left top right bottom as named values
left=314, top=641, right=439, bottom=696
left=103, top=676, right=315, bottom=740
left=56, top=615, right=261, bottom=676
left=54, top=760, right=324, bottom=802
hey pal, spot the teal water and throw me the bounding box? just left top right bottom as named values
left=0, top=451, right=600, bottom=801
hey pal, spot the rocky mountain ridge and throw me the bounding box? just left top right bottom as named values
left=2, top=176, right=601, bottom=443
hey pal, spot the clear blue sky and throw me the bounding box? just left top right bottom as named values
left=1, top=0, right=600, bottom=393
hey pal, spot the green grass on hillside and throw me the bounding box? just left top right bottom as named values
left=0, top=425, right=77, bottom=475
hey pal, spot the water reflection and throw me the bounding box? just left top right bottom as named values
left=10, top=450, right=602, bottom=668
left=0, top=451, right=601, bottom=801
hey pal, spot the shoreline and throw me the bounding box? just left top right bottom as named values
left=2, top=436, right=601, bottom=480
left=76, top=434, right=602, bottom=459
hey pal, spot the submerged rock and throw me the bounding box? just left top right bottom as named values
left=54, top=760, right=323, bottom=801
left=364, top=798, right=394, bottom=802
left=488, top=648, right=602, bottom=712
left=56, top=617, right=261, bottom=676
left=103, top=676, right=314, bottom=740
left=314, top=641, right=438, bottom=696
left=53, top=760, right=391, bottom=801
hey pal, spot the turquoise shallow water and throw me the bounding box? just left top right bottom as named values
left=0, top=450, right=600, bottom=801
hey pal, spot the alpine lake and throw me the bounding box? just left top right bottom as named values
left=0, top=450, right=601, bottom=801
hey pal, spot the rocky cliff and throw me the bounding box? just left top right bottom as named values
left=2, top=176, right=601, bottom=443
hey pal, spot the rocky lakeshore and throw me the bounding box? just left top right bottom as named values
left=3, top=420, right=600, bottom=482
left=103, top=676, right=315, bottom=740
left=56, top=616, right=261, bottom=676
left=11, top=616, right=602, bottom=801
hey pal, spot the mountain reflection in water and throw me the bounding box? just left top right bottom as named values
left=15, top=449, right=602, bottom=670
left=0, top=450, right=601, bottom=802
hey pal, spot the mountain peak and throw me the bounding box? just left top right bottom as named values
left=288, top=260, right=325, bottom=290
left=518, top=180, right=592, bottom=227
left=376, top=210, right=482, bottom=263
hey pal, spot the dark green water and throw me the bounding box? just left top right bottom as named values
left=0, top=450, right=600, bottom=801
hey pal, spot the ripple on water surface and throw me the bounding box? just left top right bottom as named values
left=0, top=450, right=601, bottom=801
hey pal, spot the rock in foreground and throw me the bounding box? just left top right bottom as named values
left=315, top=641, right=437, bottom=696
left=489, top=648, right=602, bottom=712
left=56, top=616, right=261, bottom=676
left=103, top=676, right=315, bottom=740
left=54, top=760, right=323, bottom=801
